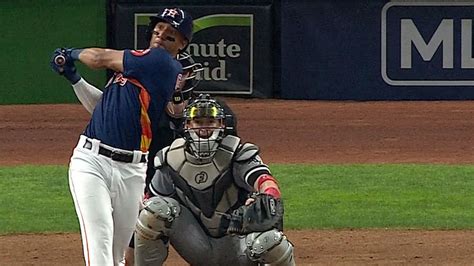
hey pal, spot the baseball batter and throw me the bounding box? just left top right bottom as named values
left=134, top=94, right=295, bottom=265
left=50, top=7, right=193, bottom=265
left=54, top=51, right=240, bottom=266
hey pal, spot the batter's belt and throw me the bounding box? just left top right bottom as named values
left=83, top=138, right=147, bottom=163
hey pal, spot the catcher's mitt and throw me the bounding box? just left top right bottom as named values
left=227, top=193, right=284, bottom=235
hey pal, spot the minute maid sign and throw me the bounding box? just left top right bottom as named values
left=134, top=13, right=254, bottom=94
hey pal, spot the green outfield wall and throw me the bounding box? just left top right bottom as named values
left=0, top=0, right=106, bottom=104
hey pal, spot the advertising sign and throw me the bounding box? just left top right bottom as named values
left=279, top=0, right=474, bottom=100
left=382, top=2, right=474, bottom=86
left=112, top=4, right=272, bottom=97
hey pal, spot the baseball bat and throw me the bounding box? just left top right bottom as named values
left=54, top=55, right=66, bottom=66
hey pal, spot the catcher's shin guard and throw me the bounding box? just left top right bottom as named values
left=135, top=196, right=180, bottom=240
left=134, top=231, right=169, bottom=266
left=135, top=196, right=180, bottom=265
left=245, top=229, right=295, bottom=266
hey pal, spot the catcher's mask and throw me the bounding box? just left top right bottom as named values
left=166, top=52, right=203, bottom=118
left=183, top=94, right=225, bottom=159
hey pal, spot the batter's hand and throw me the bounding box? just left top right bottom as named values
left=50, top=48, right=81, bottom=84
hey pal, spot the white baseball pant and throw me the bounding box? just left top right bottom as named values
left=68, top=135, right=146, bottom=265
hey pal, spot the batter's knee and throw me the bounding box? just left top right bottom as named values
left=135, top=196, right=181, bottom=240
left=245, top=229, right=295, bottom=266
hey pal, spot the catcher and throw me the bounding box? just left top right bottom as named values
left=134, top=94, right=295, bottom=265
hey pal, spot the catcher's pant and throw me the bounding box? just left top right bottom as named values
left=69, top=135, right=146, bottom=266
left=135, top=205, right=257, bottom=266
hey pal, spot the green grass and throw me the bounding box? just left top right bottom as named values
left=0, top=166, right=77, bottom=234
left=274, top=164, right=474, bottom=229
left=0, top=164, right=473, bottom=235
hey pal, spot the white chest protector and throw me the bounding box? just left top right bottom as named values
left=154, top=135, right=259, bottom=237
left=166, top=135, right=239, bottom=190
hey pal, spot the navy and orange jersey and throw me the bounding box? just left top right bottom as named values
left=83, top=48, right=182, bottom=152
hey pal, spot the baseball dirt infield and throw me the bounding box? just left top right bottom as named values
left=0, top=99, right=473, bottom=265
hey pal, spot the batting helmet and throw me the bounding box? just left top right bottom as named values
left=146, top=7, right=193, bottom=43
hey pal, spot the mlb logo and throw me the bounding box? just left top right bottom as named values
left=381, top=2, right=474, bottom=86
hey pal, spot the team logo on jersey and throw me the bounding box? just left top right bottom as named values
left=131, top=49, right=151, bottom=57
left=105, top=73, right=129, bottom=87
left=195, top=171, right=208, bottom=184
left=248, top=156, right=261, bottom=165
left=246, top=154, right=261, bottom=165
left=174, top=73, right=183, bottom=90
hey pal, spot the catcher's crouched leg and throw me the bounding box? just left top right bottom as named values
left=245, top=229, right=295, bottom=266
left=135, top=196, right=181, bottom=266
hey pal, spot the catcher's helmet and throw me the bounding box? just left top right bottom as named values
left=146, top=7, right=193, bottom=43
left=183, top=94, right=226, bottom=159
